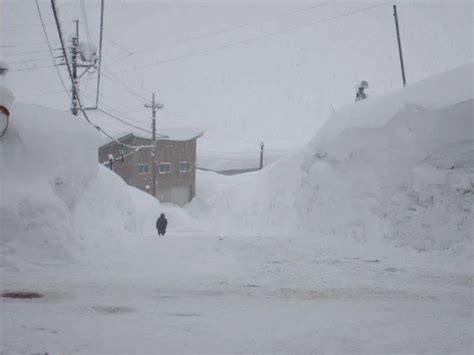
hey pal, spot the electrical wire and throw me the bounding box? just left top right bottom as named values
left=102, top=146, right=148, bottom=166
left=98, top=3, right=382, bottom=101
left=96, top=108, right=152, bottom=134
left=128, top=1, right=333, bottom=56
left=101, top=67, right=150, bottom=101
left=109, top=40, right=133, bottom=55
left=50, top=0, right=151, bottom=151
left=36, top=0, right=70, bottom=98
left=6, top=57, right=51, bottom=64
left=9, top=64, right=56, bottom=72
left=81, top=91, right=153, bottom=134
left=1, top=22, right=63, bottom=30
left=1, top=41, right=59, bottom=48
left=16, top=89, right=66, bottom=97
left=121, top=2, right=389, bottom=73
left=2, top=49, right=50, bottom=57
left=79, top=0, right=92, bottom=43
left=95, top=0, right=104, bottom=108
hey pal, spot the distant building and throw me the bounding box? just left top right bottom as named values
left=98, top=128, right=204, bottom=206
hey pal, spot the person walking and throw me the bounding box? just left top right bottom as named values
left=156, top=213, right=168, bottom=236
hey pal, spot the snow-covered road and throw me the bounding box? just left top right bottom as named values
left=1, top=231, right=472, bottom=354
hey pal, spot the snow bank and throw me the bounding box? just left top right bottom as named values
left=191, top=65, right=474, bottom=257
left=0, top=102, right=160, bottom=269
left=0, top=71, right=14, bottom=136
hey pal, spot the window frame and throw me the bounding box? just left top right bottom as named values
left=137, top=164, right=150, bottom=174
left=179, top=161, right=192, bottom=173
left=159, top=162, right=172, bottom=174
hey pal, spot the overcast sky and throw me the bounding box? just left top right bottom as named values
left=1, top=0, right=472, bottom=153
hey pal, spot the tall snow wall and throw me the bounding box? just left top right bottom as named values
left=190, top=65, right=473, bottom=257
left=0, top=103, right=159, bottom=269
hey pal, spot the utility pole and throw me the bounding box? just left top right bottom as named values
left=393, top=5, right=407, bottom=87
left=144, top=93, right=163, bottom=197
left=108, top=153, right=114, bottom=171
left=259, top=142, right=264, bottom=170
left=71, top=19, right=79, bottom=115
left=58, top=18, right=98, bottom=115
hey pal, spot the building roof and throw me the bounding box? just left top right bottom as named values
left=103, top=127, right=204, bottom=146
left=157, top=127, right=204, bottom=141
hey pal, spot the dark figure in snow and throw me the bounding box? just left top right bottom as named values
left=156, top=213, right=168, bottom=236
left=355, top=80, right=369, bottom=102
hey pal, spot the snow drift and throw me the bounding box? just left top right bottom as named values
left=190, top=65, right=474, bottom=257
left=0, top=102, right=160, bottom=269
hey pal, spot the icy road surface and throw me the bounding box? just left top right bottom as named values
left=1, top=230, right=472, bottom=354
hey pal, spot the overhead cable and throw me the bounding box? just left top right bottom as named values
left=50, top=0, right=151, bottom=150
left=35, top=0, right=70, bottom=98
left=121, top=2, right=389, bottom=73
left=128, top=1, right=333, bottom=56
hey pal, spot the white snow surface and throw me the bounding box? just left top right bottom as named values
left=189, top=65, right=474, bottom=257
left=77, top=41, right=97, bottom=62
left=0, top=103, right=160, bottom=270
left=0, top=86, right=14, bottom=110
left=1, top=66, right=473, bottom=354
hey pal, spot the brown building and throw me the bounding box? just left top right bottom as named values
left=98, top=129, right=204, bottom=206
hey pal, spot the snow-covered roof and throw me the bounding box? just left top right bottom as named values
left=105, top=127, right=204, bottom=145
left=157, top=127, right=204, bottom=141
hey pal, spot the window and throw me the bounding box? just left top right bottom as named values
left=179, top=161, right=191, bottom=173
left=138, top=164, right=150, bottom=174
left=159, top=162, right=171, bottom=174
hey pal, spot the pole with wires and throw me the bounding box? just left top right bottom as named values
left=71, top=19, right=79, bottom=115
left=393, top=4, right=407, bottom=87
left=145, top=93, right=163, bottom=197
left=95, top=0, right=104, bottom=108
left=50, top=0, right=153, bottom=152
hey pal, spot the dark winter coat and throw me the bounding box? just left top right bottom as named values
left=156, top=214, right=168, bottom=234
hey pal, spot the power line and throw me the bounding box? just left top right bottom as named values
left=79, top=0, right=92, bottom=43
left=96, top=108, right=152, bottom=134
left=9, top=64, right=56, bottom=72
left=84, top=92, right=156, bottom=136
left=35, top=0, right=70, bottom=98
left=102, top=147, right=148, bottom=167
left=109, top=40, right=133, bottom=55
left=101, top=4, right=361, bottom=104
left=128, top=1, right=332, bottom=56
left=1, top=41, right=59, bottom=48
left=2, top=49, right=50, bottom=57
left=95, top=0, right=105, bottom=108
left=16, top=89, right=66, bottom=97
left=6, top=56, right=51, bottom=64
left=1, top=20, right=71, bottom=30
left=82, top=89, right=152, bottom=127
left=120, top=2, right=389, bottom=73
left=95, top=96, right=146, bottom=124
left=50, top=0, right=152, bottom=151
left=51, top=0, right=82, bottom=113
left=101, top=67, right=150, bottom=101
